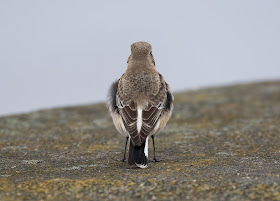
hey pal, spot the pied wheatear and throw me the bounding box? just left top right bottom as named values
left=108, top=41, right=173, bottom=168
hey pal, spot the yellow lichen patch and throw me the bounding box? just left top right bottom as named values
left=189, top=159, right=216, bottom=167
left=127, top=182, right=136, bottom=186
left=245, top=184, right=280, bottom=200
left=3, top=178, right=123, bottom=195
left=156, top=191, right=174, bottom=197
left=160, top=162, right=190, bottom=173
left=85, top=144, right=119, bottom=153
left=196, top=183, right=212, bottom=191
left=195, top=153, right=206, bottom=157
left=0, top=179, right=16, bottom=192
left=235, top=145, right=263, bottom=157
left=173, top=167, right=184, bottom=172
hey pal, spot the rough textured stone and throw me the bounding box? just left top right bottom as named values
left=1, top=81, right=280, bottom=200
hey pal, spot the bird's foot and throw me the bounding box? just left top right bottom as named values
left=150, top=158, right=162, bottom=162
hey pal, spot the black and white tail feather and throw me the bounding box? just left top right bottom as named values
left=128, top=137, right=149, bottom=168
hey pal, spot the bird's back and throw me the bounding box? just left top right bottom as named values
left=118, top=67, right=163, bottom=107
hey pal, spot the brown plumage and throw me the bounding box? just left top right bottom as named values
left=108, top=41, right=173, bottom=168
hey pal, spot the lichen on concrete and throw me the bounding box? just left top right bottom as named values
left=1, top=81, right=280, bottom=200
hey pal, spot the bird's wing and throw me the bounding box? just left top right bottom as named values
left=150, top=80, right=174, bottom=136
left=140, top=103, right=163, bottom=140
left=117, top=73, right=172, bottom=146
left=108, top=79, right=127, bottom=137
left=116, top=98, right=139, bottom=142
left=118, top=99, right=163, bottom=146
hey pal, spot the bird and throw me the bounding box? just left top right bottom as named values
left=108, top=41, right=173, bottom=168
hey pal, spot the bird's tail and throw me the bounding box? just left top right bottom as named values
left=127, top=138, right=149, bottom=168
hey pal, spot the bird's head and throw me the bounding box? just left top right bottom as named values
left=128, top=41, right=155, bottom=66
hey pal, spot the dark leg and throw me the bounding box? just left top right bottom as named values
left=122, top=137, right=129, bottom=162
left=151, top=135, right=162, bottom=162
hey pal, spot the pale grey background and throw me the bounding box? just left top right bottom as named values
left=0, top=1, right=279, bottom=116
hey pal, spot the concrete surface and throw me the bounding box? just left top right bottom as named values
left=1, top=81, right=280, bottom=200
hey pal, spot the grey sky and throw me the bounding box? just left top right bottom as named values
left=0, top=1, right=279, bottom=116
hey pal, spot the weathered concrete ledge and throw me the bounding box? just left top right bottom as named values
left=1, top=81, right=280, bottom=200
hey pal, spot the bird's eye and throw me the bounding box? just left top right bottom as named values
left=150, top=51, right=153, bottom=56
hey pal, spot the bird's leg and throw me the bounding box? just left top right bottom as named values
left=151, top=135, right=162, bottom=162
left=122, top=137, right=129, bottom=162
